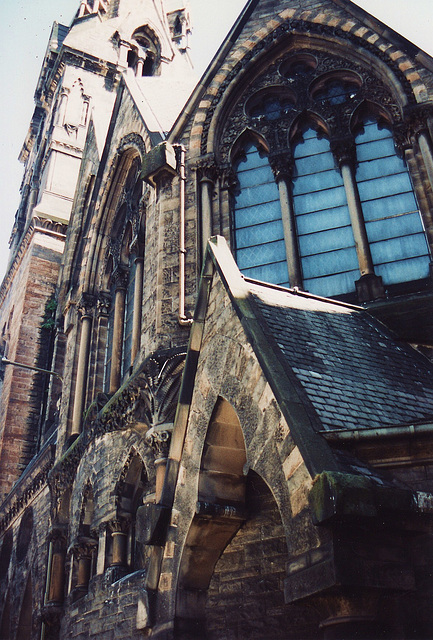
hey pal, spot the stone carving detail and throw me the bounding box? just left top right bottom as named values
left=269, top=151, right=294, bottom=181
left=330, top=137, right=357, bottom=167
left=203, top=22, right=412, bottom=162
left=107, top=518, right=130, bottom=534
left=145, top=426, right=172, bottom=459
left=77, top=293, right=96, bottom=318
left=49, top=347, right=187, bottom=508
left=192, top=154, right=220, bottom=183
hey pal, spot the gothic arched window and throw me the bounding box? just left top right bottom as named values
left=234, top=142, right=290, bottom=287
left=292, top=125, right=359, bottom=297
left=355, top=118, right=431, bottom=285
left=226, top=51, right=432, bottom=303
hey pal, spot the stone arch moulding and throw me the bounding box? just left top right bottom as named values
left=202, top=21, right=418, bottom=160
left=175, top=397, right=248, bottom=634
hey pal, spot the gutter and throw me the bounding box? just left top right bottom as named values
left=319, top=422, right=433, bottom=443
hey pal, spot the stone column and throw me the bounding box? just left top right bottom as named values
left=270, top=152, right=303, bottom=288
left=136, top=57, right=145, bottom=77
left=118, top=40, right=130, bottom=69
left=109, top=267, right=128, bottom=393
left=196, top=156, right=219, bottom=265
left=72, top=538, right=97, bottom=597
left=71, top=294, right=95, bottom=438
left=131, top=255, right=144, bottom=365
left=332, top=139, right=384, bottom=302
left=45, top=529, right=67, bottom=605
left=146, top=424, right=173, bottom=502
left=108, top=519, right=130, bottom=567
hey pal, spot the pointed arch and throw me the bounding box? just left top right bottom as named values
left=291, top=117, right=359, bottom=297
left=16, top=573, right=32, bottom=639
left=231, top=132, right=290, bottom=286
left=176, top=399, right=247, bottom=634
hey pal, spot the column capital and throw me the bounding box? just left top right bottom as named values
left=97, top=292, right=111, bottom=317
left=77, top=293, right=96, bottom=319
left=192, top=154, right=220, bottom=183
left=111, top=266, right=128, bottom=291
left=269, top=151, right=294, bottom=182
left=330, top=137, right=356, bottom=168
left=107, top=518, right=131, bottom=535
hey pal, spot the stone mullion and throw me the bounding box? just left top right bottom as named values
left=108, top=518, right=131, bottom=568
left=146, top=424, right=174, bottom=501
left=331, top=139, right=384, bottom=302
left=131, top=255, right=144, bottom=366
left=71, top=294, right=95, bottom=439
left=270, top=153, right=303, bottom=289
left=109, top=267, right=128, bottom=393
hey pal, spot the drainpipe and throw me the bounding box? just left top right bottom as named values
left=173, top=144, right=193, bottom=327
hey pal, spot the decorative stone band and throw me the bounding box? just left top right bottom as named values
left=49, top=346, right=187, bottom=508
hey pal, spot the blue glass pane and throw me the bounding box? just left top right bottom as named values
left=292, top=168, right=342, bottom=195
left=235, top=182, right=280, bottom=208
left=355, top=119, right=430, bottom=284
left=293, top=186, right=348, bottom=215
left=235, top=202, right=283, bottom=228
left=375, top=256, right=430, bottom=285
left=299, top=226, right=356, bottom=256
left=361, top=192, right=417, bottom=222
left=370, top=234, right=431, bottom=265
left=242, top=261, right=290, bottom=287
left=237, top=239, right=287, bottom=269
left=294, top=152, right=336, bottom=176
left=296, top=206, right=354, bottom=234
left=304, top=269, right=360, bottom=298
left=302, top=247, right=360, bottom=278
left=358, top=173, right=414, bottom=202
left=366, top=213, right=425, bottom=242
left=293, top=128, right=358, bottom=296
left=236, top=219, right=286, bottom=249
left=234, top=144, right=289, bottom=286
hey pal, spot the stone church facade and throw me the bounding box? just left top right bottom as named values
left=1, top=0, right=433, bottom=638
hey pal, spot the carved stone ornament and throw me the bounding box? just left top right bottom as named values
left=41, top=603, right=62, bottom=639
left=330, top=137, right=357, bottom=167
left=191, top=154, right=220, bottom=183
left=97, top=293, right=111, bottom=317
left=207, top=27, right=410, bottom=164
left=48, top=347, right=187, bottom=509
left=145, top=423, right=173, bottom=459
left=77, top=293, right=96, bottom=318
left=107, top=517, right=131, bottom=534
left=269, top=151, right=294, bottom=181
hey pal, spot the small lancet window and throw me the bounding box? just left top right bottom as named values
left=233, top=142, right=290, bottom=287
left=354, top=118, right=431, bottom=285
left=292, top=124, right=359, bottom=297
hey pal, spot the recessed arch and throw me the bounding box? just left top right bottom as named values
left=175, top=398, right=247, bottom=635
left=16, top=573, right=32, bottom=639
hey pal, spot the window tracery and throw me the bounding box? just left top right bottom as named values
left=221, top=47, right=432, bottom=301
left=102, top=159, right=145, bottom=394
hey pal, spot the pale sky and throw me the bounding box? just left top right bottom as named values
left=0, top=0, right=432, bottom=281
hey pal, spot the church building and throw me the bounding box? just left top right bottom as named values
left=1, top=0, right=433, bottom=638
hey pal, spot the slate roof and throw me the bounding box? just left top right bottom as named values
left=248, top=282, right=433, bottom=432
